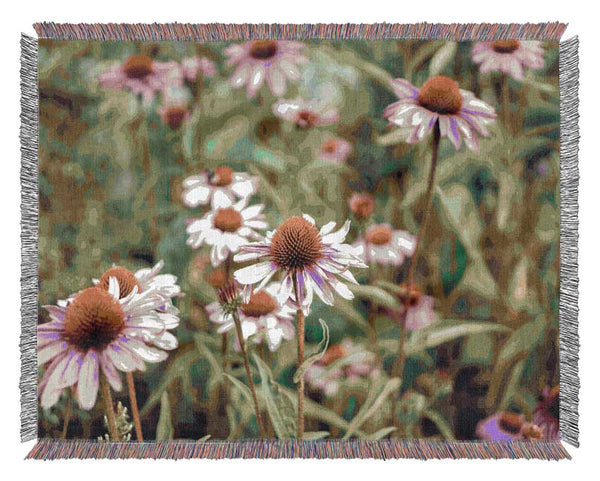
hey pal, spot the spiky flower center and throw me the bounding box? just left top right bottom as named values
left=217, top=280, right=241, bottom=314
left=417, top=75, right=463, bottom=115
left=366, top=225, right=393, bottom=245
left=349, top=193, right=375, bottom=219
left=64, top=287, right=125, bottom=351
left=296, top=110, right=319, bottom=129
left=213, top=208, right=243, bottom=233
left=499, top=413, right=523, bottom=434
left=492, top=40, right=521, bottom=54
left=164, top=106, right=187, bottom=130
left=98, top=266, right=141, bottom=298
left=322, top=139, right=339, bottom=153
left=270, top=216, right=322, bottom=270
left=209, top=166, right=234, bottom=186
left=123, top=54, right=154, bottom=79
left=321, top=344, right=348, bottom=366
left=241, top=290, right=278, bottom=317
left=250, top=40, right=278, bottom=60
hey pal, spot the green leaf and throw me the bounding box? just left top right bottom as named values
left=364, top=427, right=397, bottom=440
left=342, top=377, right=401, bottom=439
left=429, top=42, right=457, bottom=76
left=156, top=392, right=174, bottom=441
left=293, top=318, right=330, bottom=383
left=223, top=373, right=253, bottom=402
left=405, top=320, right=511, bottom=356
left=422, top=409, right=455, bottom=440
left=497, top=315, right=546, bottom=365
left=348, top=284, right=401, bottom=311
left=253, top=353, right=296, bottom=439
left=303, top=431, right=330, bottom=440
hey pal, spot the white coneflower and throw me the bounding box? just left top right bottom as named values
left=186, top=196, right=268, bottom=267
left=206, top=282, right=295, bottom=352
left=353, top=223, right=416, bottom=267
left=234, top=214, right=366, bottom=308
left=38, top=279, right=178, bottom=411
left=182, top=167, right=259, bottom=209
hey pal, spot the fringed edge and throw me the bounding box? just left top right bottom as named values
left=26, top=439, right=571, bottom=460
left=33, top=22, right=567, bottom=41
left=20, top=34, right=39, bottom=443
left=558, top=36, right=580, bottom=447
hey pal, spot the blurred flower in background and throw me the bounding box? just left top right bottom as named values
left=98, top=54, right=181, bottom=104
left=225, top=40, right=307, bottom=98
left=186, top=196, right=267, bottom=267
left=348, top=193, right=375, bottom=220
left=182, top=166, right=259, bottom=209
left=318, top=137, right=352, bottom=163
left=272, top=97, right=339, bottom=129
left=305, top=339, right=378, bottom=397
left=472, top=41, right=545, bottom=80
left=534, top=385, right=560, bottom=440
left=353, top=223, right=415, bottom=266
left=181, top=56, right=217, bottom=82
left=476, top=412, right=543, bottom=441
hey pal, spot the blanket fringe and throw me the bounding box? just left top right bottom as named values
left=558, top=36, right=580, bottom=447
left=20, top=34, right=39, bottom=443
left=26, top=439, right=571, bottom=460
left=33, top=22, right=567, bottom=41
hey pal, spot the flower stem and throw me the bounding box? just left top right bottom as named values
left=501, top=74, right=511, bottom=132
left=231, top=309, right=267, bottom=438
left=392, top=120, right=441, bottom=425
left=99, top=373, right=119, bottom=441
left=292, top=274, right=305, bottom=440
left=60, top=388, right=72, bottom=439
left=126, top=372, right=144, bottom=441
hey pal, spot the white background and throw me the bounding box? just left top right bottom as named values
left=1, top=1, right=597, bottom=478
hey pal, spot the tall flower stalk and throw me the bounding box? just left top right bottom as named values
left=292, top=275, right=306, bottom=439
left=392, top=121, right=440, bottom=405
left=126, top=372, right=144, bottom=441
left=100, top=373, right=119, bottom=441
left=218, top=281, right=267, bottom=437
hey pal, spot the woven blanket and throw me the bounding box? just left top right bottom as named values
left=20, top=22, right=579, bottom=460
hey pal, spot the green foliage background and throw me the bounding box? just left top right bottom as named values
left=38, top=39, right=560, bottom=441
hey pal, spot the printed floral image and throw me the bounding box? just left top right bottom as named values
left=37, top=38, right=561, bottom=442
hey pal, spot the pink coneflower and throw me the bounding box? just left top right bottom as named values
left=318, top=138, right=352, bottom=162
left=476, top=412, right=543, bottom=441
left=182, top=166, right=259, bottom=210
left=158, top=96, right=190, bottom=130
left=181, top=56, right=217, bottom=82
left=353, top=223, right=416, bottom=267
left=272, top=98, right=339, bottom=129
left=396, top=284, right=436, bottom=331
left=98, top=54, right=181, bottom=104
left=225, top=40, right=307, bottom=98
left=534, top=385, right=560, bottom=440
left=472, top=41, right=545, bottom=81
left=234, top=214, right=366, bottom=307
left=206, top=282, right=295, bottom=352
left=305, top=339, right=378, bottom=397
left=38, top=280, right=178, bottom=410
left=186, top=196, right=268, bottom=267
left=348, top=193, right=375, bottom=220
left=383, top=75, right=496, bottom=150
